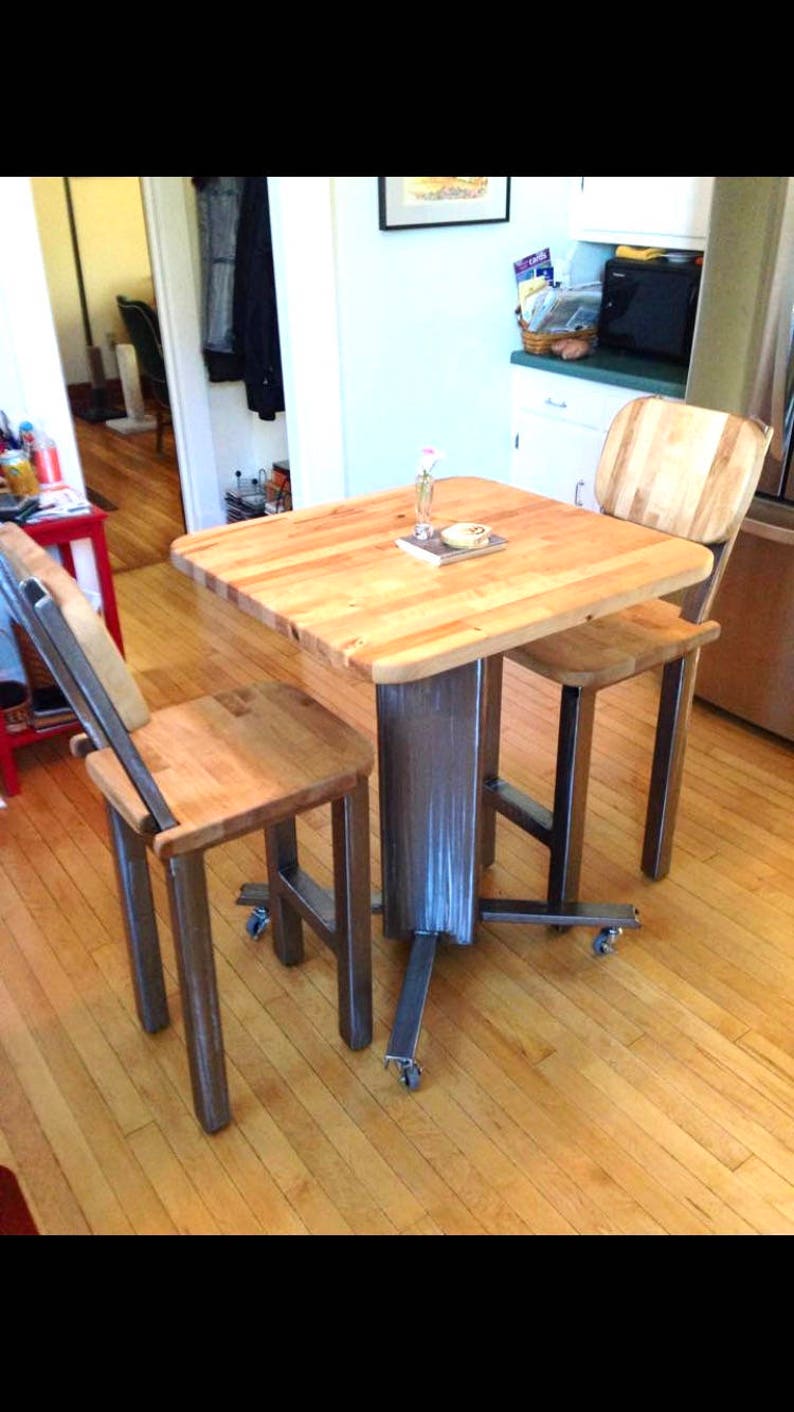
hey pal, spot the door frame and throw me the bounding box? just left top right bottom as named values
left=140, top=177, right=221, bottom=531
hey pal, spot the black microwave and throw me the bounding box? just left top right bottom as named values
left=597, top=257, right=702, bottom=364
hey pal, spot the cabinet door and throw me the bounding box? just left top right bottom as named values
left=512, top=409, right=603, bottom=511
left=510, top=366, right=649, bottom=511
left=572, top=176, right=714, bottom=250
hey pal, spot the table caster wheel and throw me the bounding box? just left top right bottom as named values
left=246, top=906, right=270, bottom=940
left=592, top=927, right=620, bottom=956
left=397, top=1060, right=422, bottom=1091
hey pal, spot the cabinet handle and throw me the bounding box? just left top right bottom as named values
left=574, top=479, right=585, bottom=507
left=544, top=397, right=568, bottom=409
left=514, top=432, right=519, bottom=449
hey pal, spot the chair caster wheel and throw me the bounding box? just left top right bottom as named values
left=593, top=927, right=620, bottom=956
left=400, top=1060, right=422, bottom=1091
left=384, top=1055, right=422, bottom=1090
left=246, top=906, right=270, bottom=939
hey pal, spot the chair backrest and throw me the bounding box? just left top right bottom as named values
left=116, top=296, right=169, bottom=405
left=595, top=396, right=772, bottom=620
left=0, top=524, right=149, bottom=730
left=0, top=526, right=176, bottom=832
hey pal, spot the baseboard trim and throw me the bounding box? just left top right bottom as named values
left=67, top=379, right=124, bottom=411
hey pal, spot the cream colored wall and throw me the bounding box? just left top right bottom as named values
left=31, top=176, right=154, bottom=385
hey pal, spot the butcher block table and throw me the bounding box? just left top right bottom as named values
left=171, top=476, right=713, bottom=1087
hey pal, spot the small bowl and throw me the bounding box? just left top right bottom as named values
left=441, top=522, right=492, bottom=549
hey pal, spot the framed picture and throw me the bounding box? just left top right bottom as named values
left=378, top=177, right=511, bottom=231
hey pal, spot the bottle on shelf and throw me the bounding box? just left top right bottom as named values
left=18, top=421, right=37, bottom=462
left=31, top=428, right=63, bottom=487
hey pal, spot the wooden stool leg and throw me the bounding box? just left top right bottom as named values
left=165, top=852, right=230, bottom=1134
left=642, top=651, right=700, bottom=881
left=264, top=819, right=304, bottom=966
left=106, top=803, right=169, bottom=1034
left=332, top=779, right=373, bottom=1050
left=548, top=686, right=596, bottom=908
left=480, top=653, right=504, bottom=869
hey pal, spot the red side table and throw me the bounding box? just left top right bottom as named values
left=0, top=507, right=123, bottom=796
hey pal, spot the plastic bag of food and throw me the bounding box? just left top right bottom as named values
left=529, top=283, right=602, bottom=335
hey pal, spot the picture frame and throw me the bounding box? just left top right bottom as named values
left=378, top=177, right=511, bottom=231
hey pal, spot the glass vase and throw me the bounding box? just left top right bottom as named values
left=414, top=471, right=434, bottom=540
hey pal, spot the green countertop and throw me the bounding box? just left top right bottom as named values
left=510, top=347, right=688, bottom=398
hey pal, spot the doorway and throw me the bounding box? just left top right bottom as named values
left=30, top=176, right=187, bottom=573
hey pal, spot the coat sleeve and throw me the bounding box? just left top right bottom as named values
left=232, top=177, right=285, bottom=420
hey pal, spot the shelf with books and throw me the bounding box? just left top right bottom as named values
left=0, top=508, right=122, bottom=798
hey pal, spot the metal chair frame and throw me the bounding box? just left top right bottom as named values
left=0, top=559, right=372, bottom=1134
left=482, top=399, right=772, bottom=909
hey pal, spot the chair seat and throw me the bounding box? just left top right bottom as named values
left=82, top=681, right=374, bottom=859
left=507, top=598, right=721, bottom=689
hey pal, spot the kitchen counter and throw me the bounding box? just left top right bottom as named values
left=510, top=347, right=688, bottom=398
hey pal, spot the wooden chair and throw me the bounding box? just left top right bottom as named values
left=0, top=524, right=374, bottom=1134
left=116, top=297, right=172, bottom=453
left=482, top=396, right=772, bottom=908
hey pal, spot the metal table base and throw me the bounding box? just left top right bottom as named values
left=240, top=656, right=642, bottom=1090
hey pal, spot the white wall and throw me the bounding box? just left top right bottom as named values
left=0, top=177, right=92, bottom=678
left=331, top=176, right=604, bottom=497
left=267, top=176, right=344, bottom=509
left=0, top=179, right=85, bottom=493
left=205, top=379, right=289, bottom=499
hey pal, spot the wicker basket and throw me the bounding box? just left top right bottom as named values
left=9, top=621, right=77, bottom=730
left=0, top=679, right=31, bottom=733
left=12, top=620, right=58, bottom=693
left=517, top=311, right=597, bottom=356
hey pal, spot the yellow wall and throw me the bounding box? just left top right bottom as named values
left=31, top=176, right=154, bottom=385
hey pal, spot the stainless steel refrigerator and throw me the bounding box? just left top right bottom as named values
left=687, top=175, right=794, bottom=741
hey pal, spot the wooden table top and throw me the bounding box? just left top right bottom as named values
left=170, top=477, right=714, bottom=685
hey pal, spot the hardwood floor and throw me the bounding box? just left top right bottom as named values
left=2, top=557, right=794, bottom=1235
left=72, top=413, right=185, bottom=573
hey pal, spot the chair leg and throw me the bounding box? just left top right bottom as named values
left=547, top=686, right=596, bottom=908
left=105, top=802, right=169, bottom=1034
left=480, top=653, right=504, bottom=869
left=642, top=651, right=700, bottom=881
left=332, top=779, right=373, bottom=1050
left=165, top=851, right=230, bottom=1134
left=264, top=819, right=304, bottom=966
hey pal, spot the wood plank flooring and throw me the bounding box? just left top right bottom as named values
left=2, top=550, right=794, bottom=1234
left=72, top=415, right=185, bottom=572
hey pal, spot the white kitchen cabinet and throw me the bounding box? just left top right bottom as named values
left=510, top=365, right=646, bottom=510
left=571, top=176, right=714, bottom=250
